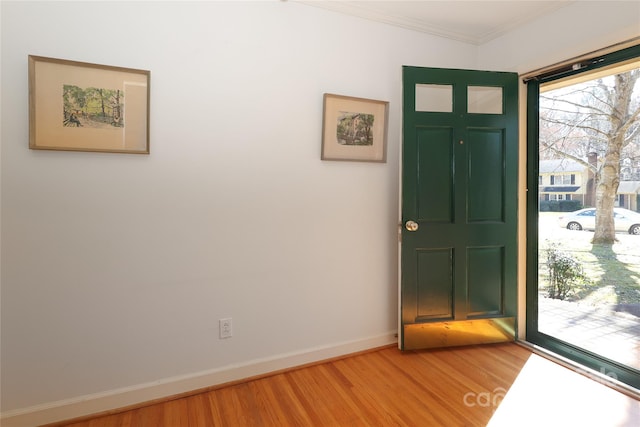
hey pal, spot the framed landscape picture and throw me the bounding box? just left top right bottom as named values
left=321, top=93, right=388, bottom=162
left=29, top=55, right=150, bottom=154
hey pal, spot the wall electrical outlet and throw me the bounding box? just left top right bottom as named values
left=219, top=318, right=233, bottom=339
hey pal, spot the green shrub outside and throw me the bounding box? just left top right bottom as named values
left=540, top=200, right=583, bottom=212
left=545, top=242, right=589, bottom=300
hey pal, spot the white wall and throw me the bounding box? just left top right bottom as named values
left=478, top=0, right=640, bottom=73
left=0, top=0, right=476, bottom=422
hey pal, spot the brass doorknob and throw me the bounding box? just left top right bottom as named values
left=405, top=220, right=419, bottom=231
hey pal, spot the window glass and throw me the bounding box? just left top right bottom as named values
left=415, top=84, right=452, bottom=112
left=468, top=86, right=502, bottom=114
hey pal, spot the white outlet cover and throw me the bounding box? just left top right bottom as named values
left=219, top=318, right=232, bottom=338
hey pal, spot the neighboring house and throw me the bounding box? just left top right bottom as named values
left=539, top=159, right=591, bottom=205
left=617, top=181, right=640, bottom=211
left=539, top=158, right=640, bottom=211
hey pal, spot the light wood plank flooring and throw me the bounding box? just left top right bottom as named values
left=52, top=343, right=639, bottom=427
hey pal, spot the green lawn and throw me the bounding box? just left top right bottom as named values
left=538, top=212, right=640, bottom=306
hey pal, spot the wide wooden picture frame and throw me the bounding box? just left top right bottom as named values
left=29, top=55, right=150, bottom=154
left=321, top=93, right=388, bottom=162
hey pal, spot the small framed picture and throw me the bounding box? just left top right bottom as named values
left=321, top=93, right=388, bottom=162
left=29, top=55, right=150, bottom=154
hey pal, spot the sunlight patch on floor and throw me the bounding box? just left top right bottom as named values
left=488, top=354, right=640, bottom=427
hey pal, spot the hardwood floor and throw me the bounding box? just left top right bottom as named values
left=51, top=343, right=639, bottom=427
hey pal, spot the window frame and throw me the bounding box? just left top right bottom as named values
left=525, top=44, right=640, bottom=390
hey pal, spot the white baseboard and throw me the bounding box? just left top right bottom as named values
left=1, top=332, right=397, bottom=427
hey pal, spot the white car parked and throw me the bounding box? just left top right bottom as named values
left=558, top=207, right=640, bottom=235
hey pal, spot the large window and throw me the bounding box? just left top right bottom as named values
left=526, top=44, right=640, bottom=390
left=551, top=174, right=575, bottom=185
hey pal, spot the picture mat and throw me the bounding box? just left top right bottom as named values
left=322, top=94, right=388, bottom=162
left=30, top=57, right=149, bottom=153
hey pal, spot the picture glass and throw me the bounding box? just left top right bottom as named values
left=29, top=56, right=150, bottom=154
left=322, top=94, right=388, bottom=162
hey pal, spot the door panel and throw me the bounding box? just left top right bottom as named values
left=401, top=66, right=518, bottom=350
left=416, top=248, right=454, bottom=321
left=468, top=128, right=504, bottom=222
left=416, top=127, right=454, bottom=222
left=467, top=246, right=504, bottom=317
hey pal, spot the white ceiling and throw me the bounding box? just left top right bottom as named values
left=296, top=0, right=574, bottom=45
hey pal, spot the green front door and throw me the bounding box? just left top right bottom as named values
left=400, top=66, right=519, bottom=350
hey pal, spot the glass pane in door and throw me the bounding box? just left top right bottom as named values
left=415, top=84, right=453, bottom=112
left=468, top=86, right=502, bottom=114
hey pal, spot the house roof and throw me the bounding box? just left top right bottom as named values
left=539, top=159, right=586, bottom=174
left=541, top=186, right=580, bottom=192
left=618, top=181, right=640, bottom=194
